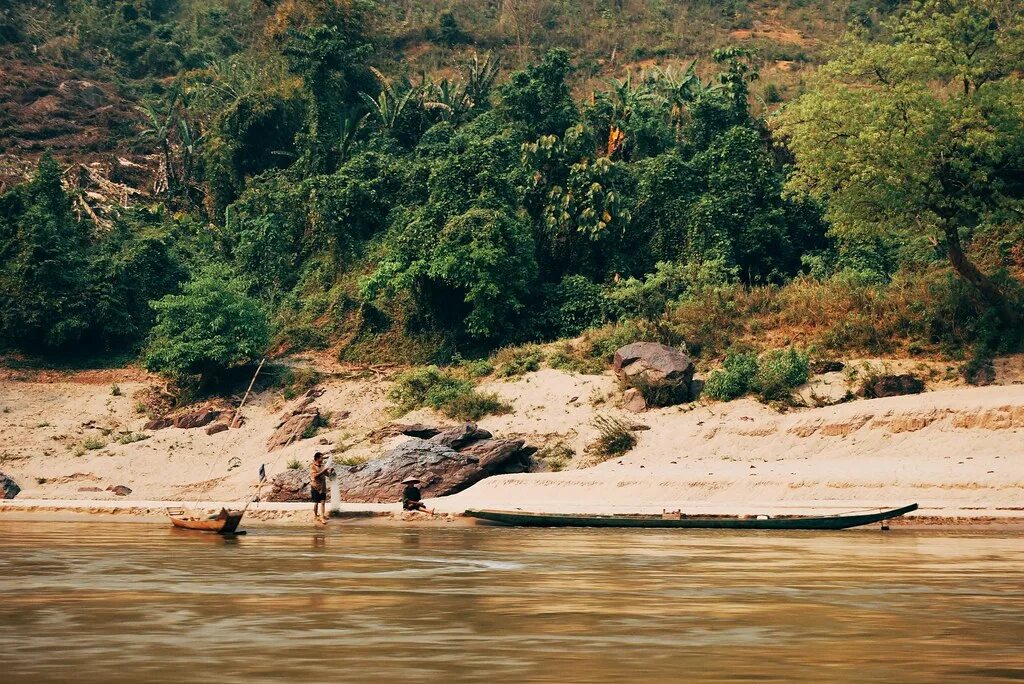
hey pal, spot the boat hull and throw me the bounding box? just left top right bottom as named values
left=169, top=508, right=245, bottom=534
left=465, top=504, right=918, bottom=530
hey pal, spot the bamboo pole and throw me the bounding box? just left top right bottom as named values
left=231, top=357, right=266, bottom=429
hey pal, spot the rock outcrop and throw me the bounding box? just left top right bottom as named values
left=338, top=435, right=530, bottom=503
left=0, top=472, right=20, bottom=499
left=267, top=422, right=533, bottom=502
left=172, top=408, right=220, bottom=429
left=613, top=342, right=695, bottom=405
left=428, top=423, right=492, bottom=449
left=266, top=468, right=311, bottom=502
left=266, top=388, right=324, bottom=451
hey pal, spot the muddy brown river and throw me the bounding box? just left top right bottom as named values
left=1, top=521, right=1022, bottom=682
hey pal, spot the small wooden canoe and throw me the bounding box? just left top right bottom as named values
left=168, top=507, right=245, bottom=535
left=465, top=503, right=918, bottom=530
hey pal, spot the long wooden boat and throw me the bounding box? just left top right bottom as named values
left=465, top=503, right=918, bottom=530
left=168, top=507, right=245, bottom=535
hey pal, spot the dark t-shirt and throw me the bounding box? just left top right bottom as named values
left=401, top=484, right=421, bottom=502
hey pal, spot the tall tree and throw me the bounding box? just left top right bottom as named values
left=775, top=0, right=1024, bottom=326
left=0, top=155, right=91, bottom=348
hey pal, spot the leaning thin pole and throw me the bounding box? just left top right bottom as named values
left=231, top=357, right=266, bottom=429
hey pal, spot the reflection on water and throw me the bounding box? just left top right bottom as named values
left=1, top=521, right=1023, bottom=683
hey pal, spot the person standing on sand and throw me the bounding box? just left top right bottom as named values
left=310, top=452, right=333, bottom=524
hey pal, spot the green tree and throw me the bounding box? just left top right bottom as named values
left=282, top=1, right=374, bottom=172
left=145, top=265, right=269, bottom=384
left=775, top=0, right=1024, bottom=326
left=0, top=155, right=91, bottom=349
left=499, top=48, right=578, bottom=139
left=427, top=207, right=538, bottom=339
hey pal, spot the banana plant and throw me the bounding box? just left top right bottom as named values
left=359, top=68, right=416, bottom=131
left=138, top=85, right=183, bottom=194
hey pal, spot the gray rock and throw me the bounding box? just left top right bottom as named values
left=338, top=437, right=527, bottom=503
left=612, top=342, right=695, bottom=406
left=266, top=468, right=311, bottom=502
left=0, top=472, right=20, bottom=499
left=106, top=485, right=131, bottom=496
left=428, top=423, right=492, bottom=449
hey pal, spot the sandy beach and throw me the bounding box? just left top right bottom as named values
left=1, top=357, right=1022, bottom=527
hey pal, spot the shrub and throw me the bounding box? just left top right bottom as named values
left=286, top=458, right=302, bottom=470
left=703, top=350, right=759, bottom=401
left=115, top=432, right=149, bottom=445
left=460, top=358, right=495, bottom=378
left=537, top=441, right=574, bottom=471
left=443, top=390, right=511, bottom=421
left=705, top=347, right=809, bottom=402
left=82, top=437, right=106, bottom=451
left=388, top=365, right=511, bottom=419
left=587, top=415, right=637, bottom=463
left=145, top=265, right=269, bottom=385
left=753, top=347, right=809, bottom=401
left=110, top=384, right=122, bottom=396
left=493, top=344, right=544, bottom=378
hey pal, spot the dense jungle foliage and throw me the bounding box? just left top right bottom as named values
left=0, top=0, right=1022, bottom=385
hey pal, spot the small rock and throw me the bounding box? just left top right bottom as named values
left=0, top=472, right=21, bottom=499
left=144, top=417, right=172, bottom=431
left=205, top=423, right=229, bottom=436
left=622, top=388, right=648, bottom=413
left=77, top=486, right=103, bottom=492
left=860, top=374, right=925, bottom=399
left=107, top=485, right=132, bottom=496
left=173, top=409, right=221, bottom=429
left=810, top=360, right=845, bottom=374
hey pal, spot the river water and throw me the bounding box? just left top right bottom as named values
left=1, top=521, right=1022, bottom=683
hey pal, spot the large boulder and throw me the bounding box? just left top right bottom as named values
left=338, top=437, right=528, bottom=503
left=860, top=374, right=925, bottom=399
left=0, top=472, right=20, bottom=499
left=266, top=468, right=311, bottom=502
left=612, top=342, right=695, bottom=405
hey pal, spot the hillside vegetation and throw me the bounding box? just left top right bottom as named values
left=0, top=0, right=1022, bottom=396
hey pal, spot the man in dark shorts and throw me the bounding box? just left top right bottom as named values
left=310, top=452, right=333, bottom=524
left=400, top=477, right=432, bottom=514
